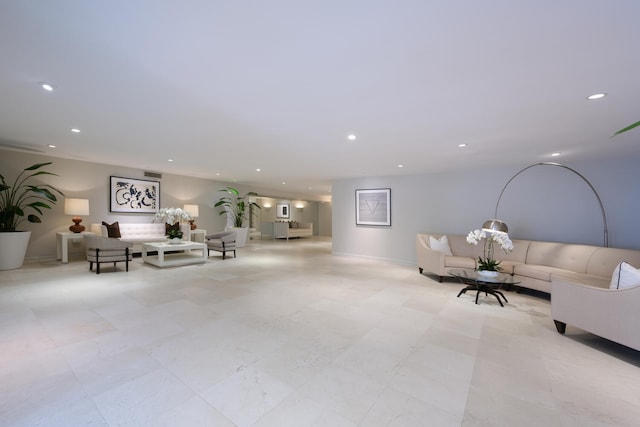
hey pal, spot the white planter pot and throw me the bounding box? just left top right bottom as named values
left=477, top=270, right=499, bottom=278
left=228, top=227, right=249, bottom=248
left=0, top=231, right=31, bottom=270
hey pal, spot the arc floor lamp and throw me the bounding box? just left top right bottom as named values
left=484, top=162, right=609, bottom=247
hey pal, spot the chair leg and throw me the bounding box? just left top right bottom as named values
left=89, top=261, right=93, bottom=271
left=233, top=249, right=236, bottom=258
left=126, top=248, right=129, bottom=272
left=96, top=249, right=100, bottom=274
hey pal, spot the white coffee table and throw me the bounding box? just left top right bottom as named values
left=142, top=241, right=207, bottom=267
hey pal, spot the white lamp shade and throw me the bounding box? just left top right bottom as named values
left=64, top=198, right=90, bottom=216
left=183, top=204, right=199, bottom=218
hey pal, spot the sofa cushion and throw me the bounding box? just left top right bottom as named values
left=514, top=264, right=574, bottom=282
left=429, top=235, right=453, bottom=256
left=526, top=241, right=597, bottom=274
left=587, top=247, right=640, bottom=279
left=102, top=221, right=121, bottom=238
left=444, top=255, right=476, bottom=269
left=610, top=262, right=640, bottom=289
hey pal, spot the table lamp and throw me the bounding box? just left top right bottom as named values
left=183, top=204, right=199, bottom=230
left=64, top=198, right=90, bottom=233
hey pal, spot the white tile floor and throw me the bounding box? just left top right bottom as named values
left=1, top=237, right=639, bottom=426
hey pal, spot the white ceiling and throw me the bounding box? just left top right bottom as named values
left=1, top=1, right=639, bottom=201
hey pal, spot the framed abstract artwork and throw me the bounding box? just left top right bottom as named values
left=110, top=176, right=160, bottom=213
left=276, top=203, right=290, bottom=219
left=356, top=188, right=391, bottom=226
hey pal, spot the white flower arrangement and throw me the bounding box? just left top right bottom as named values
left=154, top=207, right=193, bottom=224
left=466, top=229, right=513, bottom=271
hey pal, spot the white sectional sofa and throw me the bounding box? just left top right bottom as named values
left=416, top=233, right=640, bottom=294
left=274, top=222, right=313, bottom=240
left=91, top=222, right=191, bottom=254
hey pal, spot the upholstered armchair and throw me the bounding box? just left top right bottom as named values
left=84, top=235, right=133, bottom=274
left=206, top=231, right=237, bottom=260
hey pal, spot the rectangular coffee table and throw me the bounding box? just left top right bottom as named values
left=142, top=241, right=207, bottom=268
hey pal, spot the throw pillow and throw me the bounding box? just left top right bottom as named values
left=610, top=261, right=640, bottom=289
left=102, top=221, right=121, bottom=238
left=429, top=235, right=453, bottom=256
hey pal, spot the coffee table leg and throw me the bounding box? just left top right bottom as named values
left=494, top=290, right=508, bottom=304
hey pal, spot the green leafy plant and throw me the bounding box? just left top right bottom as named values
left=0, top=162, right=64, bottom=232
left=613, top=120, right=640, bottom=137
left=214, top=187, right=261, bottom=228
left=166, top=228, right=184, bottom=239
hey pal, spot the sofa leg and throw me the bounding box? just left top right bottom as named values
left=419, top=267, right=423, bottom=274
left=554, top=320, right=567, bottom=334
left=96, top=249, right=100, bottom=274
left=439, top=276, right=443, bottom=283
left=126, top=248, right=129, bottom=272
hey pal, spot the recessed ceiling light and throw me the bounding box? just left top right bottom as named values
left=282, top=182, right=286, bottom=185
left=48, top=144, right=56, bottom=148
left=587, top=93, right=606, bottom=100
left=398, top=164, right=404, bottom=168
left=551, top=152, right=561, bottom=157
left=40, top=83, right=54, bottom=91
left=458, top=143, right=467, bottom=148
left=216, top=172, right=220, bottom=176
left=256, top=168, right=261, bottom=172
left=70, top=128, right=80, bottom=133
left=168, top=159, right=173, bottom=162
left=347, top=134, right=356, bottom=141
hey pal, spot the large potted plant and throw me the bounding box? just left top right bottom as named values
left=0, top=162, right=64, bottom=270
left=214, top=187, right=260, bottom=247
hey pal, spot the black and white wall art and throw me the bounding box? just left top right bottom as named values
left=356, top=188, right=391, bottom=226
left=110, top=176, right=159, bottom=213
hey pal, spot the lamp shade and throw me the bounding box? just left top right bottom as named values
left=64, top=198, right=90, bottom=216
left=183, top=204, right=199, bottom=217
left=482, top=219, right=508, bottom=234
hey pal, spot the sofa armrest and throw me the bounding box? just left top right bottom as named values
left=551, top=277, right=640, bottom=351
left=416, top=234, right=445, bottom=275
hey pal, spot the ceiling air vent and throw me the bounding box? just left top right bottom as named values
left=144, top=171, right=162, bottom=179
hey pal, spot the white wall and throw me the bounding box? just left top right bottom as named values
left=0, top=149, right=268, bottom=260
left=332, top=155, right=640, bottom=264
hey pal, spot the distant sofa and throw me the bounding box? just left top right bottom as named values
left=416, top=233, right=640, bottom=294
left=90, top=222, right=191, bottom=254
left=274, top=222, right=313, bottom=240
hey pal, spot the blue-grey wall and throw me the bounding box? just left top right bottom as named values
left=332, top=155, right=640, bottom=264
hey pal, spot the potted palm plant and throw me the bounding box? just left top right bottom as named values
left=0, top=162, right=64, bottom=270
left=214, top=187, right=260, bottom=247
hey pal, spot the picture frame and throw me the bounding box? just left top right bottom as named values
left=356, top=188, right=391, bottom=226
left=276, top=203, right=290, bottom=219
left=110, top=176, right=160, bottom=214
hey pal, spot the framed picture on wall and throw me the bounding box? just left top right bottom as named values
left=110, top=176, right=160, bottom=213
left=356, top=188, right=391, bottom=226
left=276, top=203, right=290, bottom=219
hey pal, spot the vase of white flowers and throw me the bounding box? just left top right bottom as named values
left=466, top=229, right=513, bottom=274
left=154, top=207, right=193, bottom=225
left=154, top=207, right=192, bottom=243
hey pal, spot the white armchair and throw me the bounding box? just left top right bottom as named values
left=206, top=231, right=237, bottom=260
left=84, top=235, right=133, bottom=274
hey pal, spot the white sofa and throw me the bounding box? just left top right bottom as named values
left=274, top=222, right=313, bottom=240
left=91, top=222, right=191, bottom=254
left=551, top=277, right=640, bottom=351
left=416, top=233, right=640, bottom=294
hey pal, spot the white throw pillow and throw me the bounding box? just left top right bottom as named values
left=429, top=235, right=453, bottom=256
left=609, top=261, right=640, bottom=289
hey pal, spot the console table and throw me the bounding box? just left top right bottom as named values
left=57, top=231, right=95, bottom=263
